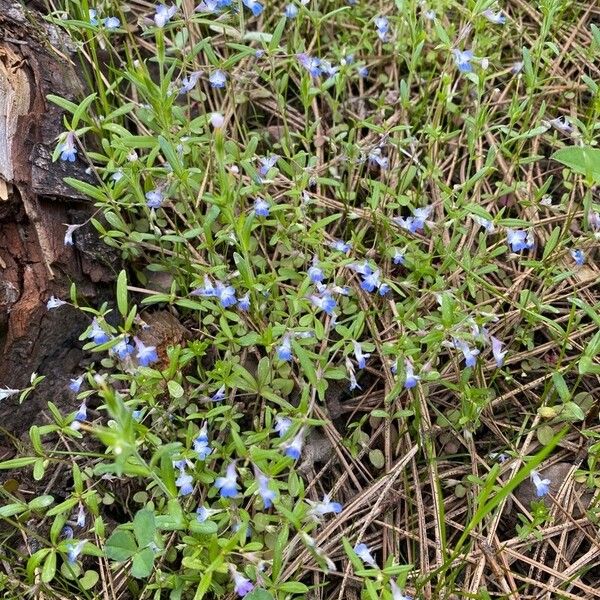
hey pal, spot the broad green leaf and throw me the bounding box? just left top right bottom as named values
left=80, top=569, right=99, bottom=590
left=131, top=547, right=155, bottom=579
left=133, top=509, right=156, bottom=548
left=105, top=530, right=138, bottom=562
left=41, top=551, right=57, bottom=583
left=245, top=590, right=275, bottom=600
left=28, top=495, right=54, bottom=511
left=552, top=146, right=600, bottom=182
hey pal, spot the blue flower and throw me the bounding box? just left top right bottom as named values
left=285, top=3, right=298, bottom=18
left=357, top=65, right=368, bottom=77
left=103, top=16, right=121, bottom=29
left=393, top=249, right=406, bottom=265
left=89, top=9, right=98, bottom=25
left=154, top=4, right=177, bottom=27
left=308, top=258, right=324, bottom=283
left=571, top=249, right=584, bottom=265
left=135, top=339, right=159, bottom=366
left=453, top=338, right=479, bottom=368
left=254, top=466, right=276, bottom=508
left=490, top=336, right=507, bottom=368
left=361, top=269, right=380, bottom=293
left=211, top=385, right=226, bottom=402
left=215, top=282, right=237, bottom=307
left=309, top=292, right=337, bottom=315
left=145, top=189, right=164, bottom=208
left=282, top=428, right=304, bottom=459
left=179, top=71, right=201, bottom=95
left=258, top=155, right=279, bottom=177
left=320, top=60, right=339, bottom=79
left=254, top=198, right=270, bottom=216
left=297, top=53, right=321, bottom=78
left=375, top=16, right=389, bottom=41
left=274, top=415, right=292, bottom=436
left=69, top=376, right=84, bottom=393
left=276, top=335, right=293, bottom=361
left=195, top=0, right=219, bottom=12
left=482, top=9, right=506, bottom=24
left=238, top=293, right=250, bottom=311
left=209, top=70, right=227, bottom=88
left=354, top=543, right=377, bottom=567
left=242, top=0, right=263, bottom=16
left=73, top=402, right=87, bottom=423
left=307, top=494, right=342, bottom=518
left=175, top=465, right=194, bottom=496
left=89, top=318, right=110, bottom=344
left=59, top=132, right=77, bottom=162
left=196, top=505, right=218, bottom=522
left=352, top=341, right=370, bottom=369
left=47, top=296, right=67, bottom=310
left=113, top=336, right=134, bottom=359
left=507, top=229, right=534, bottom=252
left=194, top=422, right=212, bottom=460
left=390, top=580, right=413, bottom=600
left=452, top=49, right=474, bottom=73
left=330, top=239, right=352, bottom=253
left=368, top=148, right=388, bottom=169
left=214, top=462, right=239, bottom=498
left=231, top=567, right=254, bottom=597
left=404, top=359, right=420, bottom=389
left=530, top=470, right=551, bottom=497
left=67, top=540, right=86, bottom=564
left=473, top=215, right=495, bottom=233
left=76, top=505, right=86, bottom=528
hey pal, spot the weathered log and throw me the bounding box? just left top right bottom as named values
left=0, top=1, right=113, bottom=437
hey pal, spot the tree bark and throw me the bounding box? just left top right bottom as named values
left=0, top=1, right=113, bottom=438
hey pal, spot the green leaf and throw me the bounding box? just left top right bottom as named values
left=552, top=146, right=600, bottom=183
left=552, top=373, right=571, bottom=402
left=558, top=402, right=585, bottom=422
left=79, top=570, right=99, bottom=590
left=131, top=547, right=155, bottom=579
left=158, top=136, right=183, bottom=177
left=105, top=530, right=138, bottom=562
left=188, top=520, right=218, bottom=535
left=167, top=380, right=184, bottom=399
left=63, top=178, right=107, bottom=202
left=245, top=590, right=275, bottom=600
left=41, top=551, right=57, bottom=583
left=0, top=457, right=37, bottom=470
left=278, top=582, right=308, bottom=593
left=28, top=495, right=54, bottom=511
left=116, top=270, right=128, bottom=318
left=0, top=502, right=27, bottom=518
left=133, top=509, right=156, bottom=548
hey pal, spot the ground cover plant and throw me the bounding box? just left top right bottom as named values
left=1, top=0, right=600, bottom=598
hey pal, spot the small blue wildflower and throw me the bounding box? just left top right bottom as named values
left=73, top=402, right=87, bottom=423
left=47, top=296, right=67, bottom=310
left=103, top=16, right=121, bottom=29
left=357, top=65, right=368, bottom=77
left=76, top=505, right=86, bottom=528
left=297, top=53, right=321, bottom=77
left=175, top=465, right=194, bottom=496
left=378, top=283, right=391, bottom=296
left=194, top=423, right=212, bottom=460
left=214, top=461, right=239, bottom=498
left=393, top=249, right=406, bottom=265
left=452, top=49, right=474, bottom=73
left=154, top=4, right=177, bottom=27
left=113, top=336, right=134, bottom=360
left=258, top=155, right=279, bottom=177
left=145, top=189, right=164, bottom=208
left=361, top=269, right=381, bottom=293
left=135, top=339, right=159, bottom=367
left=375, top=16, right=389, bottom=41
left=454, top=338, right=479, bottom=368
left=238, top=293, right=250, bottom=311
left=330, top=239, right=352, bottom=253
left=404, top=359, right=420, bottom=389
left=254, top=198, right=270, bottom=216
left=307, top=494, right=342, bottom=518
left=211, top=385, right=226, bottom=402
left=309, top=292, right=336, bottom=315
left=343, top=54, right=354, bottom=64
left=285, top=3, right=298, bottom=18
left=507, top=229, right=534, bottom=252
left=482, top=9, right=506, bottom=24
left=571, top=249, right=584, bottom=265
left=354, top=543, right=377, bottom=567
left=62, top=525, right=74, bottom=539
left=490, top=336, right=507, bottom=368
left=215, top=282, right=237, bottom=307
left=132, top=410, right=143, bottom=421
left=66, top=540, right=86, bottom=564
left=89, top=317, right=110, bottom=344
left=209, top=70, right=227, bottom=88
left=231, top=567, right=254, bottom=597
left=196, top=505, right=217, bottom=522
left=368, top=147, right=388, bottom=169
left=530, top=470, right=551, bottom=497
left=274, top=415, right=292, bottom=437
left=69, top=376, right=84, bottom=393
left=320, top=60, right=339, bottom=79
left=276, top=335, right=293, bottom=361
left=190, top=276, right=216, bottom=298
left=282, top=428, right=304, bottom=459
left=254, top=466, right=276, bottom=508
left=390, top=580, right=413, bottom=600
left=308, top=257, right=324, bottom=283
left=179, top=71, right=201, bottom=95
left=89, top=9, right=98, bottom=25
left=242, top=0, right=263, bottom=16
left=195, top=0, right=219, bottom=12
left=59, top=132, right=77, bottom=162
left=424, top=9, right=436, bottom=20
left=473, top=215, right=495, bottom=233
left=352, top=340, right=370, bottom=369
